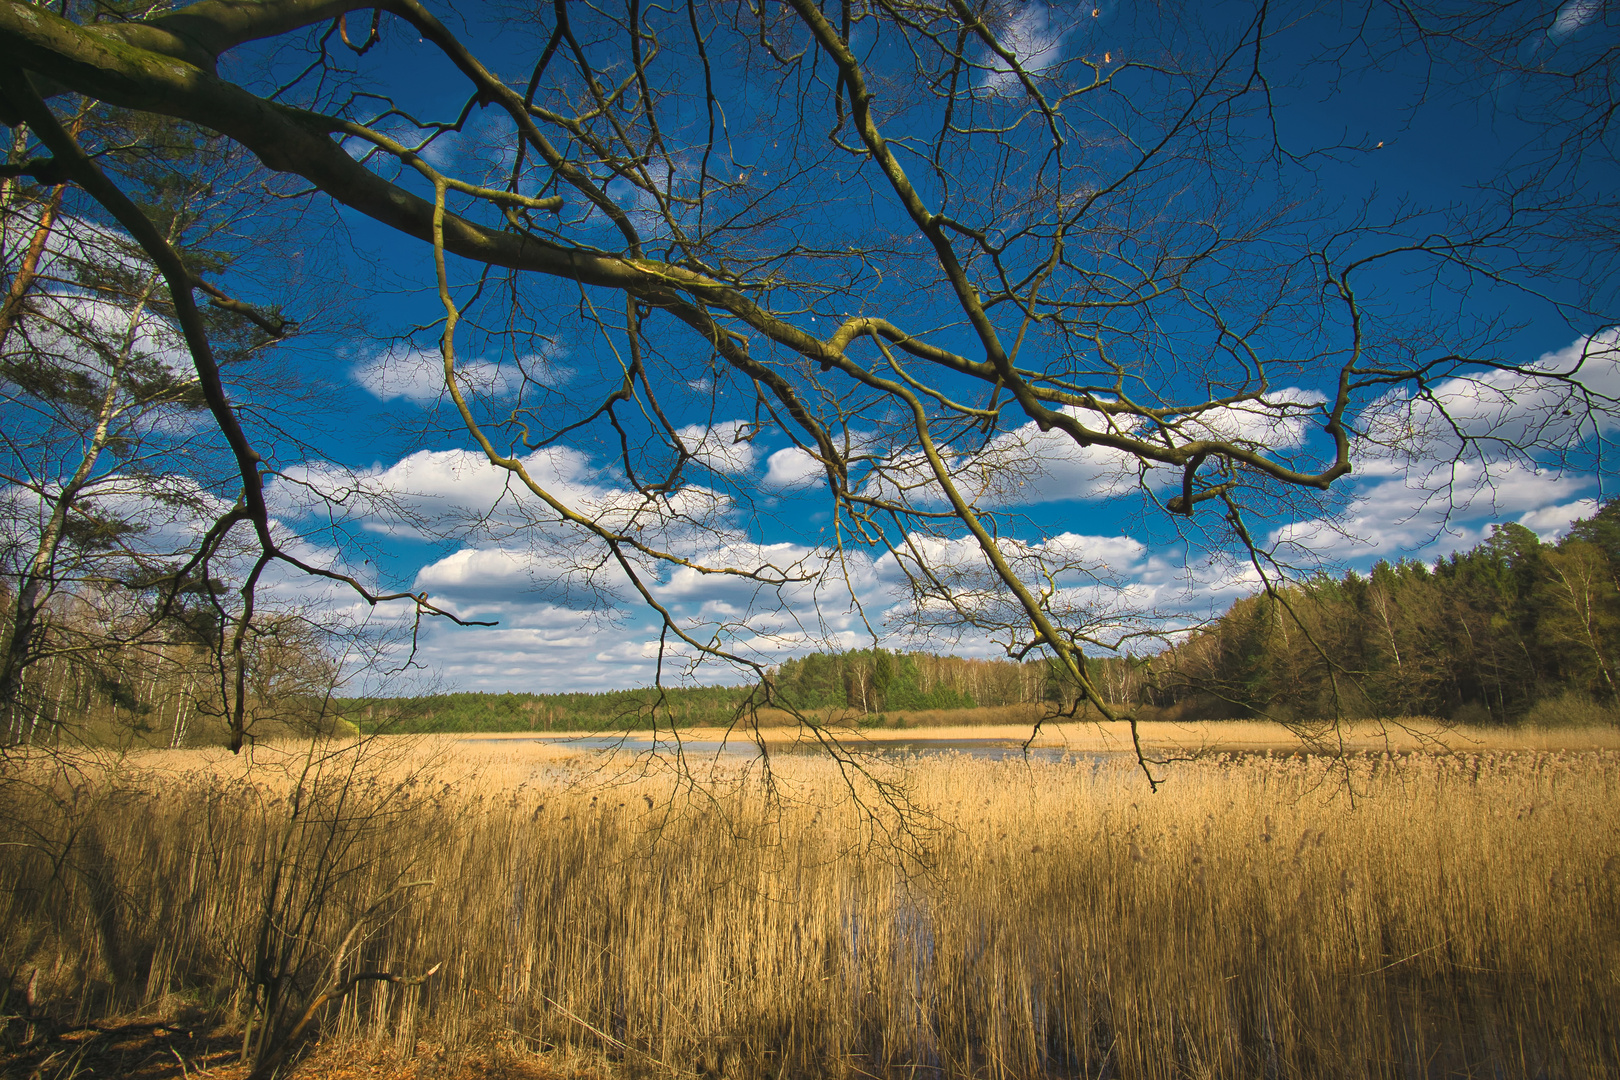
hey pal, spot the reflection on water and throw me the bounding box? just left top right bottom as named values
left=456, top=733, right=1119, bottom=764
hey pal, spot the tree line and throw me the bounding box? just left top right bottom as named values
left=770, top=649, right=1070, bottom=713
left=343, top=658, right=1049, bottom=733
left=0, top=584, right=348, bottom=748
left=342, top=686, right=755, bottom=735
left=1146, top=502, right=1620, bottom=724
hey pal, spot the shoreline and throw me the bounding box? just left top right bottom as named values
left=442, top=718, right=1620, bottom=754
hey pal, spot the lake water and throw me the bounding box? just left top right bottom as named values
left=457, top=733, right=1119, bottom=764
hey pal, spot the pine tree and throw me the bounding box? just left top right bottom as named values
left=0, top=103, right=286, bottom=743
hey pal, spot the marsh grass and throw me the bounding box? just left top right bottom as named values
left=3, top=736, right=1618, bottom=1079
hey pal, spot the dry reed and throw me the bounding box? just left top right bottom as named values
left=3, top=736, right=1617, bottom=1079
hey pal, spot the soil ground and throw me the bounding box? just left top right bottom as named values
left=0, top=1019, right=575, bottom=1079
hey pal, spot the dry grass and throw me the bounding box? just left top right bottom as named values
left=4, top=732, right=1619, bottom=1079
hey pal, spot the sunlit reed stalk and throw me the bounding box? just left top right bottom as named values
left=2, top=741, right=1617, bottom=1079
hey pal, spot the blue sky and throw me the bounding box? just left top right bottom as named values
left=211, top=1, right=1620, bottom=694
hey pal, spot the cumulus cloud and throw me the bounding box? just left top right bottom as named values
left=874, top=530, right=1147, bottom=585
left=352, top=347, right=513, bottom=403
left=271, top=445, right=603, bottom=536
left=417, top=547, right=580, bottom=597
left=764, top=446, right=825, bottom=489
left=849, top=407, right=1143, bottom=508
left=0, top=219, right=197, bottom=393
left=1550, top=0, right=1602, bottom=42
left=373, top=608, right=668, bottom=692
left=2, top=211, right=147, bottom=287
left=1519, top=498, right=1599, bottom=540
left=353, top=345, right=568, bottom=404
left=333, top=521, right=1178, bottom=691
left=1268, top=330, right=1620, bottom=561
left=580, top=152, right=709, bottom=240
left=0, top=473, right=233, bottom=573
left=1172, top=389, right=1327, bottom=448
left=861, top=530, right=1193, bottom=657
left=856, top=392, right=1325, bottom=509
left=364, top=537, right=864, bottom=690
left=965, top=409, right=1147, bottom=503
left=1532, top=328, right=1620, bottom=399
left=1269, top=461, right=1598, bottom=563
left=1356, top=332, right=1620, bottom=476
left=282, top=443, right=1604, bottom=694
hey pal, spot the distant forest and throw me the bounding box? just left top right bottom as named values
left=343, top=686, right=752, bottom=734
left=1149, top=500, right=1620, bottom=725
left=342, top=654, right=1063, bottom=734
left=350, top=501, right=1620, bottom=732
left=345, top=648, right=1100, bottom=734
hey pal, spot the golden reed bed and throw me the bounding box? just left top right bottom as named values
left=3, top=728, right=1618, bottom=1079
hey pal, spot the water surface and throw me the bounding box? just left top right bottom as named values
left=457, top=732, right=1121, bottom=764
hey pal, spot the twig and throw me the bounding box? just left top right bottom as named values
left=1351, top=937, right=1451, bottom=977
left=542, top=994, right=700, bottom=1077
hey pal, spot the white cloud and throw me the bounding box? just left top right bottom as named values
left=967, top=411, right=1147, bottom=503
left=352, top=345, right=568, bottom=404
left=276, top=445, right=1601, bottom=693
left=854, top=392, right=1326, bottom=510
left=320, top=521, right=1182, bottom=691
left=270, top=445, right=603, bottom=536
left=1280, top=331, right=1620, bottom=562
left=581, top=152, right=710, bottom=240
left=764, top=446, right=825, bottom=489
left=2, top=211, right=147, bottom=287
left=1550, top=0, right=1602, bottom=42
left=1519, top=498, right=1600, bottom=541
left=1356, top=332, right=1620, bottom=473
left=1269, top=461, right=1597, bottom=563
left=353, top=346, right=509, bottom=403
left=676, top=421, right=759, bottom=476
left=873, top=530, right=1147, bottom=585
left=846, top=390, right=1332, bottom=512
left=977, top=3, right=1071, bottom=94
left=1533, top=328, right=1620, bottom=397
left=417, top=547, right=577, bottom=596
left=1172, top=389, right=1327, bottom=448
left=0, top=473, right=234, bottom=572
left=850, top=407, right=1142, bottom=508
left=377, top=609, right=675, bottom=693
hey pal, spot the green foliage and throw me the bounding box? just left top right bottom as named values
left=772, top=648, right=981, bottom=713
left=773, top=650, right=853, bottom=710
left=1566, top=500, right=1620, bottom=567
left=355, top=650, right=1049, bottom=734
left=340, top=685, right=759, bottom=734
left=1153, top=502, right=1620, bottom=724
